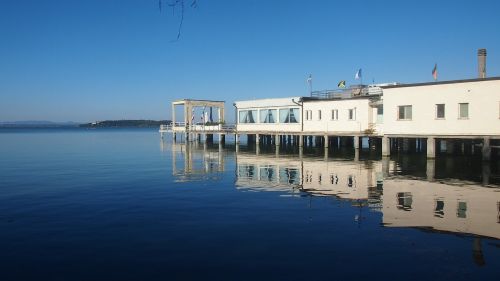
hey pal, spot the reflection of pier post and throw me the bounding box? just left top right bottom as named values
left=482, top=162, right=490, bottom=185
left=426, top=159, right=435, bottom=181
left=382, top=136, right=390, bottom=157
left=218, top=142, right=224, bottom=172
left=382, top=157, right=390, bottom=178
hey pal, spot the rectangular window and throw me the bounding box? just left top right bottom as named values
left=459, top=103, right=469, bottom=119
left=238, top=110, right=257, bottom=123
left=331, top=109, right=338, bottom=120
left=279, top=108, right=300, bottom=123
left=376, top=105, right=383, bottom=123
left=259, top=109, right=277, bottom=123
left=305, top=110, right=312, bottom=121
left=318, top=110, right=322, bottom=120
left=436, top=104, right=445, bottom=119
left=348, top=108, right=356, bottom=120
left=398, top=105, right=412, bottom=120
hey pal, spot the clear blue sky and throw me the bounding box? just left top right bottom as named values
left=1, top=0, right=499, bottom=122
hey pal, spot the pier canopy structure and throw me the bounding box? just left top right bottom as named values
left=161, top=99, right=234, bottom=142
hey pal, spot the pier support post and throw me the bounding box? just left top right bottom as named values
left=426, top=137, right=436, bottom=159
left=353, top=136, right=359, bottom=150
left=382, top=137, right=390, bottom=157
left=219, top=134, right=225, bottom=144
left=426, top=159, right=435, bottom=181
left=256, top=134, right=260, bottom=145
left=324, top=135, right=329, bottom=148
left=173, top=133, right=177, bottom=142
left=299, top=134, right=303, bottom=147
left=235, top=134, right=240, bottom=144
left=275, top=134, right=280, bottom=146
left=482, top=137, right=491, bottom=161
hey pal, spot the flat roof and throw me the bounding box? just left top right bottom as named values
left=381, top=76, right=500, bottom=89
left=174, top=99, right=225, bottom=103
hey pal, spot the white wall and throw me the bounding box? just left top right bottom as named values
left=383, top=79, right=500, bottom=136
left=303, top=98, right=378, bottom=135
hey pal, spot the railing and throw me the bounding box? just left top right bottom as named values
left=159, top=123, right=236, bottom=133
left=311, top=86, right=383, bottom=99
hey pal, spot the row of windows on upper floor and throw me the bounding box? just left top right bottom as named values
left=304, top=109, right=357, bottom=121
left=238, top=108, right=359, bottom=124
left=238, top=108, right=300, bottom=124
left=397, top=103, right=470, bottom=120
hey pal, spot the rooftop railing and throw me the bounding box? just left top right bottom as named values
left=311, top=86, right=383, bottom=99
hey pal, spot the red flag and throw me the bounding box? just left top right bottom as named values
left=432, top=64, right=437, bottom=81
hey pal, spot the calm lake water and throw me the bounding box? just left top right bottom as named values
left=0, top=128, right=499, bottom=281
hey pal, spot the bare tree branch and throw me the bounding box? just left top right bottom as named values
left=158, top=0, right=197, bottom=41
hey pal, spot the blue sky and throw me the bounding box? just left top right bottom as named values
left=1, top=0, right=499, bottom=122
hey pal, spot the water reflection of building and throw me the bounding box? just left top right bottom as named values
left=382, top=179, right=500, bottom=239
left=235, top=154, right=383, bottom=207
left=166, top=142, right=500, bottom=239
left=166, top=141, right=232, bottom=182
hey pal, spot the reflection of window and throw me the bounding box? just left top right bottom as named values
left=259, top=166, right=276, bottom=182
left=457, top=201, right=467, bottom=218
left=497, top=202, right=500, bottom=223
left=259, top=109, right=277, bottom=123
left=397, top=192, right=413, bottom=211
left=237, top=164, right=257, bottom=180
left=239, top=110, right=257, bottom=123
left=398, top=105, right=412, bottom=120
left=279, top=167, right=300, bottom=185
left=279, top=108, right=300, bottom=123
left=347, top=175, right=355, bottom=187
left=318, top=110, right=322, bottom=120
left=434, top=199, right=444, bottom=218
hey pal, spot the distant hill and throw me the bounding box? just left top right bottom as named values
left=79, top=120, right=171, bottom=128
left=0, top=121, right=80, bottom=128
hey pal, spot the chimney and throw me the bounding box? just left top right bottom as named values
left=478, top=48, right=487, bottom=78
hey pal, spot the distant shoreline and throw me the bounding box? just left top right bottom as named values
left=0, top=120, right=171, bottom=129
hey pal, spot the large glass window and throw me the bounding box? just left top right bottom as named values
left=436, top=104, right=445, bottom=119
left=398, top=105, right=412, bottom=120
left=239, top=110, right=257, bottom=123
left=279, top=108, right=300, bottom=123
left=259, top=109, right=277, bottom=123
left=459, top=103, right=469, bottom=119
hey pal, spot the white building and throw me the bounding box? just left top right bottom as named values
left=381, top=77, right=500, bottom=136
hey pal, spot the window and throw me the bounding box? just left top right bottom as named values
left=305, top=110, right=312, bottom=121
left=459, top=103, right=469, bottom=119
left=376, top=105, right=383, bottom=123
left=348, top=108, right=356, bottom=120
left=398, top=105, right=412, bottom=120
left=259, top=109, right=277, bottom=123
left=318, top=110, right=322, bottom=120
left=279, top=108, right=300, bottom=123
left=238, top=110, right=257, bottom=123
left=331, top=109, right=338, bottom=120
left=436, top=104, right=445, bottom=119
